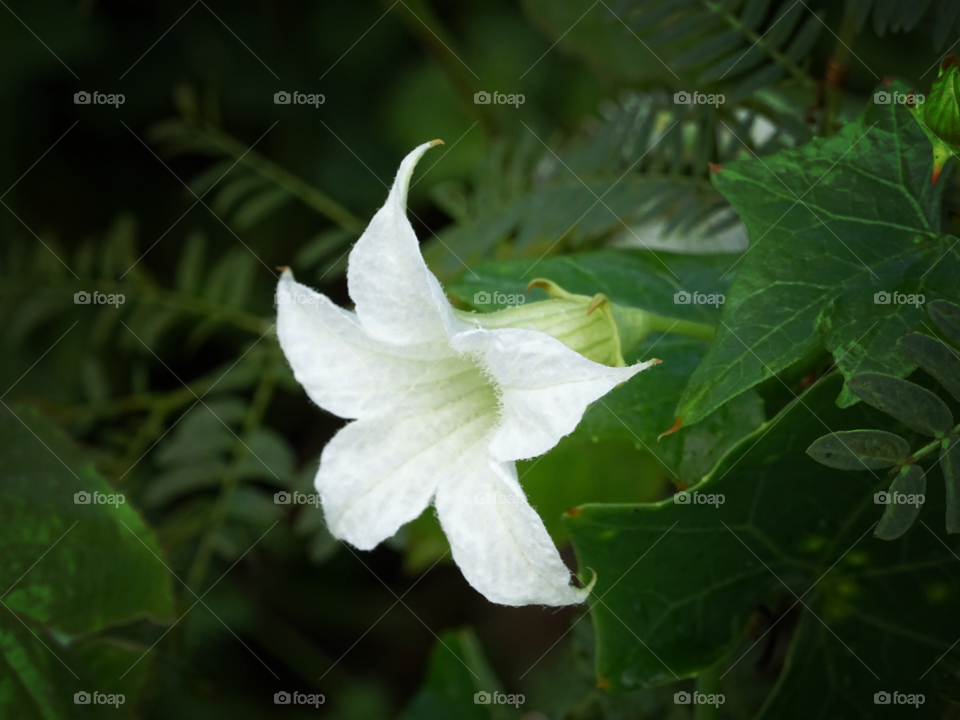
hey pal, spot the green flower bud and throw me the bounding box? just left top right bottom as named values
left=909, top=56, right=960, bottom=183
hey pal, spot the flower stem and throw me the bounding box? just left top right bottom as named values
left=695, top=662, right=722, bottom=720
left=612, top=305, right=716, bottom=353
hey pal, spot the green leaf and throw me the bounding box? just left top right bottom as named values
left=563, top=373, right=956, bottom=717
left=682, top=80, right=958, bottom=429
left=0, top=405, right=174, bottom=719
left=875, top=464, right=927, bottom=539
left=847, top=372, right=953, bottom=437
left=897, top=332, right=960, bottom=403
left=930, top=299, right=960, bottom=346
left=806, top=429, right=910, bottom=470
left=943, top=436, right=960, bottom=533
left=398, top=628, right=519, bottom=720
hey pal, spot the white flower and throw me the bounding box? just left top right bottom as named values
left=276, top=141, right=657, bottom=606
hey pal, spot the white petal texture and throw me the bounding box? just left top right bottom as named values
left=277, top=142, right=656, bottom=606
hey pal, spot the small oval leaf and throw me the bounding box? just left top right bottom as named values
left=897, top=332, right=960, bottom=404
left=944, top=437, right=960, bottom=534
left=930, top=300, right=960, bottom=348
left=847, top=372, right=954, bottom=437
left=875, top=464, right=926, bottom=540
left=806, top=429, right=910, bottom=470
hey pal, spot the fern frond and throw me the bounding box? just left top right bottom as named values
left=614, top=0, right=821, bottom=99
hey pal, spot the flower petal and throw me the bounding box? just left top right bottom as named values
left=277, top=271, right=468, bottom=420
left=347, top=141, right=464, bottom=345
left=451, top=327, right=657, bottom=462
left=434, top=450, right=589, bottom=606
left=316, top=366, right=499, bottom=550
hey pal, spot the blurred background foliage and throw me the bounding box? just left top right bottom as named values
left=2, top=0, right=960, bottom=718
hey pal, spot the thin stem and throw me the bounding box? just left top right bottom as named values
left=387, top=0, right=499, bottom=136
left=200, top=126, right=367, bottom=235
left=694, top=661, right=722, bottom=720
left=186, top=347, right=279, bottom=591
left=649, top=314, right=716, bottom=341
left=819, top=11, right=857, bottom=137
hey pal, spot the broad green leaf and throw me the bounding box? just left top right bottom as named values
left=806, top=429, right=910, bottom=470
left=943, top=437, right=960, bottom=533
left=875, top=464, right=927, bottom=539
left=564, top=374, right=957, bottom=718
left=681, top=79, right=958, bottom=428
left=0, top=405, right=174, bottom=719
left=897, top=332, right=960, bottom=403
left=398, top=628, right=519, bottom=720
left=930, top=299, right=960, bottom=346
left=448, top=250, right=763, bottom=484
left=847, top=372, right=953, bottom=437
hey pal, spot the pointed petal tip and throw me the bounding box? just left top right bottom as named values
left=932, top=165, right=944, bottom=184
left=565, top=506, right=582, bottom=518
left=429, top=138, right=445, bottom=147
left=651, top=358, right=662, bottom=365
left=658, top=416, right=683, bottom=441
left=708, top=163, right=723, bottom=173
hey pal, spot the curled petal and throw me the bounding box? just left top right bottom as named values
left=451, top=327, right=657, bottom=462
left=347, top=141, right=465, bottom=345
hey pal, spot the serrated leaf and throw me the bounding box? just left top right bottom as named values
left=875, top=464, right=926, bottom=539
left=679, top=80, right=958, bottom=429
left=897, top=332, right=960, bottom=403
left=930, top=299, right=960, bottom=346
left=563, top=374, right=957, bottom=715
left=806, top=428, right=910, bottom=470
left=847, top=372, right=953, bottom=437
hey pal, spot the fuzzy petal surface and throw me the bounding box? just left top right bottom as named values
left=316, top=364, right=500, bottom=550
left=452, top=327, right=657, bottom=463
